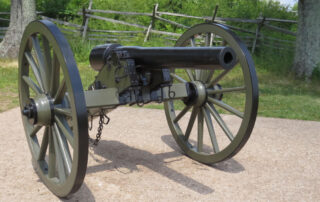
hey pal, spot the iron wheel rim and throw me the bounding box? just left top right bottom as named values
left=18, top=20, right=88, bottom=197
left=164, top=23, right=259, bottom=164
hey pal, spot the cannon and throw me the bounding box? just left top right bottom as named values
left=18, top=20, right=258, bottom=197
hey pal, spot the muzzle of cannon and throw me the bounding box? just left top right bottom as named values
left=18, top=20, right=259, bottom=197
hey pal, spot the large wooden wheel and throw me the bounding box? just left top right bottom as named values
left=18, top=20, right=88, bottom=197
left=164, top=23, right=259, bottom=164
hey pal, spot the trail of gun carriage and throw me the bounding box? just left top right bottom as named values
left=0, top=0, right=319, bottom=201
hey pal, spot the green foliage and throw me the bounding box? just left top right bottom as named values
left=0, top=0, right=10, bottom=27
left=312, top=63, right=320, bottom=80
left=36, top=0, right=88, bottom=19
left=0, top=0, right=10, bottom=11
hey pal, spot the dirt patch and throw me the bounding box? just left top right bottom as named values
left=0, top=59, right=18, bottom=68
left=0, top=107, right=320, bottom=201
left=0, top=91, right=18, bottom=112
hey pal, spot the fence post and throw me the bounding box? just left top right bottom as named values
left=144, top=4, right=158, bottom=43
left=211, top=5, right=219, bottom=22
left=251, top=14, right=265, bottom=54
left=82, top=0, right=93, bottom=40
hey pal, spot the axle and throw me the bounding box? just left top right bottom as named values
left=89, top=44, right=237, bottom=71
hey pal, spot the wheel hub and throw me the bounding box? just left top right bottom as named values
left=22, top=95, right=53, bottom=126
left=184, top=81, right=207, bottom=107
left=211, top=84, right=223, bottom=100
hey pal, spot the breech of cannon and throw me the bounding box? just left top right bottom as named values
left=89, top=44, right=237, bottom=71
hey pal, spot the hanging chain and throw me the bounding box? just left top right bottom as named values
left=89, top=109, right=110, bottom=146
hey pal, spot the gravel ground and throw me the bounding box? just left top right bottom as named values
left=0, top=107, right=319, bottom=201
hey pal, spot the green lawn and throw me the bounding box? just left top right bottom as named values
left=0, top=61, right=19, bottom=112
left=1, top=60, right=320, bottom=121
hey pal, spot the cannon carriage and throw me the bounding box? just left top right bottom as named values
left=18, top=20, right=258, bottom=197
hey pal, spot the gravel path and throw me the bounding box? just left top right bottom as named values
left=0, top=107, right=319, bottom=201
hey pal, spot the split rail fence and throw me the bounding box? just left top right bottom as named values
left=0, top=3, right=297, bottom=53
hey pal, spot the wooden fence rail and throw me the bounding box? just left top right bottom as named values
left=78, top=3, right=297, bottom=53
left=0, top=3, right=297, bottom=53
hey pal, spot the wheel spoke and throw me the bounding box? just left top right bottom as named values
left=54, top=123, right=72, bottom=175
left=50, top=52, right=60, bottom=97
left=184, top=107, right=199, bottom=141
left=54, top=106, right=72, bottom=117
left=42, top=35, right=52, bottom=69
left=190, top=37, right=196, bottom=47
left=202, top=108, right=219, bottom=153
left=29, top=125, right=42, bottom=137
left=54, top=115, right=74, bottom=148
left=53, top=128, right=67, bottom=181
left=207, top=86, right=246, bottom=94
left=195, top=70, right=201, bottom=80
left=206, top=103, right=234, bottom=141
left=207, top=69, right=231, bottom=87
left=42, top=35, right=52, bottom=92
left=190, top=36, right=202, bottom=80
left=205, top=33, right=210, bottom=46
left=38, top=127, right=49, bottom=160
left=32, top=35, right=49, bottom=92
left=197, top=110, right=204, bottom=152
left=48, top=128, right=56, bottom=178
left=199, top=70, right=206, bottom=81
left=202, top=33, right=215, bottom=82
left=24, top=52, right=44, bottom=91
left=54, top=79, right=66, bottom=104
left=208, top=97, right=244, bottom=118
left=205, top=33, right=212, bottom=47
left=211, top=34, right=215, bottom=46
left=186, top=69, right=195, bottom=81
left=170, top=73, right=187, bottom=83
left=22, top=76, right=42, bottom=95
left=174, top=105, right=192, bottom=123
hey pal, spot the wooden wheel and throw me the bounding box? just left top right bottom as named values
left=164, top=23, right=259, bottom=164
left=18, top=20, right=88, bottom=197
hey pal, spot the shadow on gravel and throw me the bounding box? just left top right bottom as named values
left=87, top=139, right=214, bottom=195
left=61, top=183, right=95, bottom=202
left=161, top=135, right=245, bottom=173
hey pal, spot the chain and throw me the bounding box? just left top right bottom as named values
left=89, top=109, right=110, bottom=146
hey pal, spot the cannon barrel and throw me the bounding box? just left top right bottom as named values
left=89, top=44, right=237, bottom=71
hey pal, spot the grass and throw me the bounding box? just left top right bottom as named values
left=0, top=60, right=19, bottom=112
left=1, top=57, right=320, bottom=121
left=256, top=68, right=320, bottom=120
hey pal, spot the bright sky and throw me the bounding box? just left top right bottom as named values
left=275, top=0, right=298, bottom=8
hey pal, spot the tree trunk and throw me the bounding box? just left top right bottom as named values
left=0, top=0, right=36, bottom=59
left=292, top=0, right=320, bottom=78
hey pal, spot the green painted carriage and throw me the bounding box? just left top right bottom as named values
left=18, top=20, right=258, bottom=197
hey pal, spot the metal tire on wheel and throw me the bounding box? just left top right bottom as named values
left=164, top=23, right=259, bottom=164
left=18, top=20, right=88, bottom=197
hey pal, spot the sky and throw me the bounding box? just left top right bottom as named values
left=275, top=0, right=298, bottom=8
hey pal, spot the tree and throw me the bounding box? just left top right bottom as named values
left=0, top=0, right=36, bottom=59
left=292, top=0, right=320, bottom=79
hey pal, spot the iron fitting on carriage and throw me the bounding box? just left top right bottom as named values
left=22, top=95, right=54, bottom=126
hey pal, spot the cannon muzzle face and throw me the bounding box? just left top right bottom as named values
left=219, top=47, right=237, bottom=70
